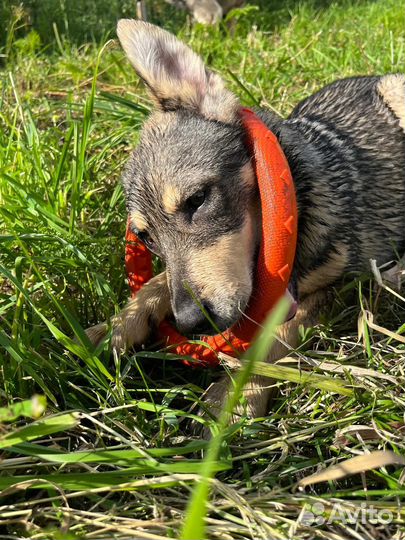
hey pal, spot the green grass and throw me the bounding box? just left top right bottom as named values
left=1, top=0, right=405, bottom=538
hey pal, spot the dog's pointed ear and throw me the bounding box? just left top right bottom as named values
left=116, top=19, right=239, bottom=123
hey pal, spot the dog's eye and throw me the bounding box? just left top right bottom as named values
left=186, top=189, right=207, bottom=211
left=138, top=231, right=157, bottom=253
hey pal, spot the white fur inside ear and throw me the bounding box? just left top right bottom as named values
left=116, top=19, right=239, bottom=122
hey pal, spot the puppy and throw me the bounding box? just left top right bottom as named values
left=88, top=20, right=405, bottom=420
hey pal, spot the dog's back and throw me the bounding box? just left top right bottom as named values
left=260, top=75, right=405, bottom=295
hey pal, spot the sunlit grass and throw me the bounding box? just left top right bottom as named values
left=1, top=0, right=405, bottom=538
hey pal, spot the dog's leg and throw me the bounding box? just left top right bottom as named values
left=86, top=271, right=171, bottom=353
left=381, top=255, right=405, bottom=290
left=200, top=289, right=328, bottom=429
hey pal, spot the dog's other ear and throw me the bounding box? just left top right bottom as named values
left=116, top=19, right=239, bottom=123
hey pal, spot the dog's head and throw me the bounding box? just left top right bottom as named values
left=117, top=20, right=260, bottom=336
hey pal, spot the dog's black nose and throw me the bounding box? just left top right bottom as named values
left=174, top=300, right=216, bottom=336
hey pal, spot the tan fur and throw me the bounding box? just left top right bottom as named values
left=162, top=185, right=181, bottom=214
left=142, top=111, right=174, bottom=136
left=188, top=215, right=255, bottom=318
left=240, top=162, right=256, bottom=188
left=131, top=210, right=148, bottom=232
left=116, top=20, right=239, bottom=123
left=377, top=74, right=405, bottom=132
left=86, top=272, right=171, bottom=353
left=298, top=243, right=349, bottom=296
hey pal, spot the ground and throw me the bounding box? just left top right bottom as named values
left=0, top=0, right=405, bottom=538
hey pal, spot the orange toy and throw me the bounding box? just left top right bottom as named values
left=125, top=108, right=298, bottom=367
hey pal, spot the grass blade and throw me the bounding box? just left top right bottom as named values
left=0, top=413, right=79, bottom=449
left=0, top=396, right=46, bottom=423
left=180, top=297, right=290, bottom=540
left=251, top=361, right=354, bottom=396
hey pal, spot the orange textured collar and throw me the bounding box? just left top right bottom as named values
left=125, top=108, right=298, bottom=367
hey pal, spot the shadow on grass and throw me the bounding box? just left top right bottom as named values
left=1, top=0, right=380, bottom=51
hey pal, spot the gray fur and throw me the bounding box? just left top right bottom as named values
left=123, top=111, right=256, bottom=333
left=260, top=76, right=405, bottom=289
left=123, top=111, right=249, bottom=244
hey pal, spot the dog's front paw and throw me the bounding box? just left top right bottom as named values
left=85, top=321, right=109, bottom=349
left=86, top=271, right=171, bottom=354
left=85, top=306, right=152, bottom=354
left=381, top=256, right=405, bottom=291
left=85, top=304, right=151, bottom=354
